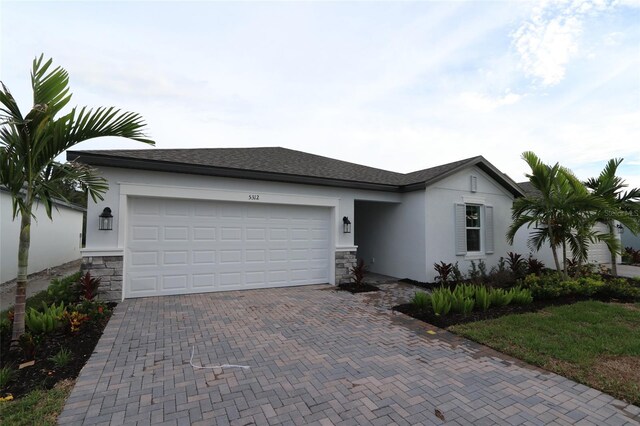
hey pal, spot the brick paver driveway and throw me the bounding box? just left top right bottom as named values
left=59, top=284, right=639, bottom=425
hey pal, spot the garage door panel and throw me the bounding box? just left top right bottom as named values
left=126, top=198, right=331, bottom=298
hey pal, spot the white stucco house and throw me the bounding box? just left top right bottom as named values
left=69, top=147, right=525, bottom=300
left=1, top=189, right=84, bottom=283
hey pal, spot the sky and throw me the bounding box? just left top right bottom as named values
left=1, top=0, right=639, bottom=188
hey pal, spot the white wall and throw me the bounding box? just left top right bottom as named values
left=355, top=191, right=427, bottom=281
left=424, top=166, right=516, bottom=282
left=622, top=226, right=640, bottom=250
left=1, top=191, right=83, bottom=283
left=84, top=166, right=402, bottom=253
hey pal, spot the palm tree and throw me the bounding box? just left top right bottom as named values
left=585, top=159, right=640, bottom=276
left=507, top=152, right=606, bottom=278
left=0, top=55, right=154, bottom=344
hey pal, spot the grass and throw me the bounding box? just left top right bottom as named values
left=450, top=301, right=640, bottom=405
left=0, top=379, right=74, bottom=425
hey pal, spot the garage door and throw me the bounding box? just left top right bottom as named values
left=588, top=223, right=612, bottom=265
left=125, top=197, right=331, bottom=298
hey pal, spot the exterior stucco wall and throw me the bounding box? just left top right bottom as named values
left=355, top=192, right=427, bottom=281
left=1, top=191, right=83, bottom=283
left=621, top=226, right=640, bottom=251
left=424, top=166, right=515, bottom=282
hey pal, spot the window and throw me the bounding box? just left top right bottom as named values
left=455, top=203, right=494, bottom=256
left=466, top=205, right=481, bottom=252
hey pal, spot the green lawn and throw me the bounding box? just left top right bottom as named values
left=450, top=301, right=640, bottom=405
left=0, top=380, right=74, bottom=425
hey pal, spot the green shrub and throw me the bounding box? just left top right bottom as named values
left=600, top=278, right=640, bottom=301
left=451, top=262, right=465, bottom=282
left=47, top=271, right=82, bottom=305
left=0, top=317, right=10, bottom=335
left=49, top=348, right=73, bottom=367
left=431, top=287, right=452, bottom=316
left=450, top=285, right=475, bottom=314
left=412, top=291, right=430, bottom=310
left=0, top=366, right=14, bottom=388
left=509, top=286, right=533, bottom=305
left=489, top=288, right=513, bottom=306
left=474, top=286, right=491, bottom=311
left=25, top=302, right=66, bottom=334
left=575, top=276, right=605, bottom=296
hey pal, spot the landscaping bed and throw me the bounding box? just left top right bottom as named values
left=0, top=271, right=114, bottom=407
left=337, top=282, right=380, bottom=293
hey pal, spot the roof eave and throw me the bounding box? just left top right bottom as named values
left=67, top=151, right=401, bottom=193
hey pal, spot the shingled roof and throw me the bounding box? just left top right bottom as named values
left=67, top=147, right=523, bottom=196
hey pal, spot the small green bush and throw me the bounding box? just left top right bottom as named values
left=47, top=271, right=82, bottom=305
left=412, top=291, right=430, bottom=310
left=509, top=286, right=533, bottom=305
left=49, top=348, right=73, bottom=367
left=431, top=287, right=452, bottom=316
left=0, top=317, right=10, bottom=335
left=600, top=278, right=640, bottom=301
left=474, top=286, right=491, bottom=311
left=489, top=288, right=513, bottom=306
left=575, top=276, right=605, bottom=296
left=25, top=302, right=66, bottom=334
left=0, top=366, right=14, bottom=388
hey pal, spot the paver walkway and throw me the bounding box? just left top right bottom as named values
left=59, top=283, right=640, bottom=425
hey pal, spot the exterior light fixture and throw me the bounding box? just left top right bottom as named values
left=342, top=216, right=351, bottom=234
left=99, top=207, right=113, bottom=231
left=616, top=223, right=624, bottom=234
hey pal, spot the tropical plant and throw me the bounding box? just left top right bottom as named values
left=0, top=55, right=154, bottom=343
left=489, top=288, right=512, bottom=307
left=412, top=291, right=430, bottom=310
left=507, top=152, right=607, bottom=278
left=49, top=347, right=73, bottom=367
left=0, top=366, right=14, bottom=388
left=474, top=286, right=491, bottom=311
left=47, top=271, right=82, bottom=305
left=430, top=287, right=452, bottom=316
left=350, top=258, right=367, bottom=286
left=451, top=262, right=464, bottom=282
left=506, top=252, right=526, bottom=277
left=433, top=262, right=453, bottom=284
left=526, top=255, right=545, bottom=275
left=508, top=287, right=533, bottom=305
left=25, top=302, right=66, bottom=334
left=78, top=271, right=101, bottom=301
left=585, top=158, right=640, bottom=276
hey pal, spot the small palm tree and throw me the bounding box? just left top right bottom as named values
left=585, top=159, right=640, bottom=276
left=0, top=55, right=154, bottom=344
left=507, top=152, right=606, bottom=278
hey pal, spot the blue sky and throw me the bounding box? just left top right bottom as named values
left=2, top=0, right=639, bottom=188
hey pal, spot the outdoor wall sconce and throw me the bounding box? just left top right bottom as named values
left=99, top=207, right=113, bottom=231
left=343, top=216, right=351, bottom=233
left=616, top=223, right=624, bottom=234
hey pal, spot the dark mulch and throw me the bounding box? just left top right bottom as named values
left=394, top=295, right=625, bottom=329
left=337, top=283, right=380, bottom=293
left=0, top=303, right=115, bottom=399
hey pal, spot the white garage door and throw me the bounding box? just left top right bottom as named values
left=588, top=223, right=613, bottom=265
left=125, top=197, right=331, bottom=298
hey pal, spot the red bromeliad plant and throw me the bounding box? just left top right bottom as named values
left=350, top=258, right=367, bottom=286
left=78, top=272, right=101, bottom=301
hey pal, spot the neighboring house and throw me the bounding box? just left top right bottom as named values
left=69, top=148, right=524, bottom=300
left=0, top=189, right=84, bottom=284
left=510, top=181, right=619, bottom=268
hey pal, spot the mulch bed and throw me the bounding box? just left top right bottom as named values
left=337, top=283, right=380, bottom=293
left=0, top=303, right=115, bottom=399
left=394, top=295, right=630, bottom=329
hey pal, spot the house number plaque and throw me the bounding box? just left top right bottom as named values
left=248, top=194, right=260, bottom=200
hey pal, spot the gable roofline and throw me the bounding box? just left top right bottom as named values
left=67, top=148, right=524, bottom=196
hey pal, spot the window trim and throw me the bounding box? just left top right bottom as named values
left=465, top=204, right=482, bottom=253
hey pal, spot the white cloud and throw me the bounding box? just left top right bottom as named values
left=457, top=91, right=522, bottom=112
left=512, top=0, right=616, bottom=86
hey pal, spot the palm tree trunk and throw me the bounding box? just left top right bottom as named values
left=550, top=244, right=562, bottom=274
left=562, top=241, right=568, bottom=279
left=608, top=222, right=618, bottom=276
left=11, top=204, right=32, bottom=346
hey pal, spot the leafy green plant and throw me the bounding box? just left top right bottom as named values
left=509, top=287, right=533, bottom=305
left=0, top=366, right=14, bottom=388
left=350, top=258, right=367, bottom=286
left=433, top=262, right=453, bottom=284
left=450, top=285, right=475, bottom=314
left=412, top=291, right=430, bottom=310
left=478, top=260, right=487, bottom=280
left=49, top=348, right=73, bottom=367
left=25, top=302, right=66, bottom=334
left=451, top=262, right=464, bottom=282
left=0, top=317, right=10, bottom=335
left=623, top=247, right=640, bottom=264
left=468, top=261, right=482, bottom=284
left=489, top=288, right=513, bottom=306
left=474, top=286, right=491, bottom=311
left=430, top=287, right=452, bottom=316
left=599, top=278, right=640, bottom=301
left=47, top=271, right=82, bottom=305
left=78, top=271, right=101, bottom=301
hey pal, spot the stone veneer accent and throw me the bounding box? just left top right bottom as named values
left=81, top=256, right=123, bottom=301
left=335, top=250, right=357, bottom=285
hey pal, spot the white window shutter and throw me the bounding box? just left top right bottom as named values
left=484, top=205, right=494, bottom=254
left=455, top=203, right=466, bottom=255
